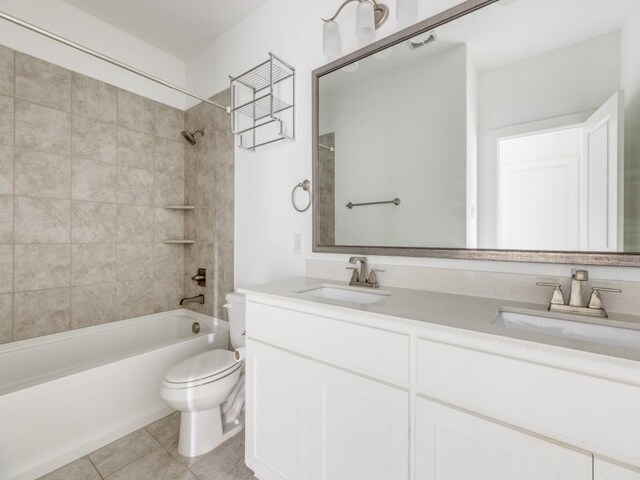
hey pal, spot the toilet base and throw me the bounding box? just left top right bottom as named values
left=178, top=407, right=244, bottom=457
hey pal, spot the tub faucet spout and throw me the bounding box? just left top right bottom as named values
left=180, top=294, right=205, bottom=306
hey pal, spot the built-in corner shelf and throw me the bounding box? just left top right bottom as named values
left=163, top=206, right=195, bottom=210
left=164, top=240, right=195, bottom=244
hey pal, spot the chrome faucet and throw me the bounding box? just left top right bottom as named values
left=180, top=294, right=205, bottom=306
left=346, top=256, right=384, bottom=289
left=537, top=270, right=621, bottom=318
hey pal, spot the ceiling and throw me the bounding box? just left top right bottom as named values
left=61, top=0, right=270, bottom=60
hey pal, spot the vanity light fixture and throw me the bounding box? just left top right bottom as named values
left=342, top=61, right=360, bottom=72
left=322, top=0, right=390, bottom=57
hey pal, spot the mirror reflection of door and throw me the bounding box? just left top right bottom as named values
left=498, top=128, right=582, bottom=251
left=498, top=91, right=624, bottom=251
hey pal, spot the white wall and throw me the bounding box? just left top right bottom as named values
left=621, top=2, right=640, bottom=250
left=184, top=0, right=640, bottom=287
left=477, top=32, right=621, bottom=248
left=320, top=45, right=467, bottom=248
left=0, top=0, right=187, bottom=108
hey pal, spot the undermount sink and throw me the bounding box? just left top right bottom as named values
left=297, top=285, right=392, bottom=305
left=494, top=310, right=640, bottom=351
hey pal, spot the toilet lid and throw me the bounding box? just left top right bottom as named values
left=164, top=350, right=239, bottom=385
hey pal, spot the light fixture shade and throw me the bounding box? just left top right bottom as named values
left=356, top=1, right=375, bottom=42
left=396, top=0, right=418, bottom=24
left=341, top=61, right=360, bottom=73
left=323, top=20, right=342, bottom=58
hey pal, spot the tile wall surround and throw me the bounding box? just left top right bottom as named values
left=306, top=259, right=640, bottom=317
left=0, top=45, right=202, bottom=344
left=183, top=90, right=235, bottom=319
left=318, top=132, right=335, bottom=245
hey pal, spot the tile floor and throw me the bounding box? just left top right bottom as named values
left=39, top=412, right=256, bottom=480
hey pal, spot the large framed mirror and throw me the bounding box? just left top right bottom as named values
left=312, top=0, right=640, bottom=265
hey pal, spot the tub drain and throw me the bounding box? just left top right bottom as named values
left=192, top=322, right=200, bottom=334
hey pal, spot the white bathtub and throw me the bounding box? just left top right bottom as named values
left=0, top=309, right=229, bottom=480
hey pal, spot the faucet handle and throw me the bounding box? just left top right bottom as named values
left=588, top=287, right=621, bottom=310
left=537, top=282, right=565, bottom=306
left=346, top=266, right=359, bottom=282
left=367, top=268, right=384, bottom=285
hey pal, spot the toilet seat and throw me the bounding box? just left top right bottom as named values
left=162, top=349, right=242, bottom=389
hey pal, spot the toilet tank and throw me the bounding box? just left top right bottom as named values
left=224, top=292, right=246, bottom=349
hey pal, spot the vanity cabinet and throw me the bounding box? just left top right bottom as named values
left=246, top=338, right=410, bottom=480
left=245, top=300, right=411, bottom=480
left=415, top=398, right=592, bottom=480
left=244, top=294, right=640, bottom=480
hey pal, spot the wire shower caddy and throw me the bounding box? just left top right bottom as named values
left=230, top=53, right=296, bottom=151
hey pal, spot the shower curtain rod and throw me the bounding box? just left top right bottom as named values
left=0, top=11, right=231, bottom=113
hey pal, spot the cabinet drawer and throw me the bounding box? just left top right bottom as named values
left=247, top=301, right=410, bottom=386
left=416, top=338, right=640, bottom=467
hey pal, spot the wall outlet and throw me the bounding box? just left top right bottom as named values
left=294, top=233, right=303, bottom=255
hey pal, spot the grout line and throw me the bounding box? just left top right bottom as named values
left=115, top=88, right=121, bottom=320
left=11, top=48, right=15, bottom=343
left=86, top=455, right=105, bottom=480
left=68, top=83, right=73, bottom=332
left=100, top=447, right=162, bottom=480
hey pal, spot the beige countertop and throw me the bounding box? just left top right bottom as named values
left=240, top=276, right=640, bottom=366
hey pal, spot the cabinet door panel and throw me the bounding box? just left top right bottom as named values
left=310, top=362, right=409, bottom=480
left=246, top=340, right=309, bottom=480
left=595, top=458, right=640, bottom=480
left=416, top=398, right=592, bottom=480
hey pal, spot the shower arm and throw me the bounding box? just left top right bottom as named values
left=0, top=10, right=231, bottom=114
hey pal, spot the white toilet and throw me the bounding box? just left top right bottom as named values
left=161, top=292, right=246, bottom=457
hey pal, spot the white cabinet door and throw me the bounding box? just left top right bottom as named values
left=595, top=458, right=640, bottom=480
left=415, top=398, right=592, bottom=480
left=309, top=362, right=409, bottom=480
left=245, top=340, right=310, bottom=480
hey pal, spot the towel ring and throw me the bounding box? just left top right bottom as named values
left=292, top=179, right=312, bottom=212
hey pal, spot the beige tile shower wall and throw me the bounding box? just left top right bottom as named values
left=183, top=90, right=235, bottom=319
left=0, top=46, right=187, bottom=344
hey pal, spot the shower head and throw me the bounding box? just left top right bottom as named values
left=181, top=129, right=204, bottom=145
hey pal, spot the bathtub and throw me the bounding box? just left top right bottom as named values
left=0, top=309, right=229, bottom=480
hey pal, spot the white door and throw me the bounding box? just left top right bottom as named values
left=309, top=362, right=409, bottom=480
left=498, top=128, right=582, bottom=250
left=415, top=398, right=592, bottom=480
left=581, top=91, right=625, bottom=251
left=245, top=340, right=310, bottom=480
left=595, top=458, right=640, bottom=480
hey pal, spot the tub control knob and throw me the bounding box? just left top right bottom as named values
left=191, top=268, right=207, bottom=287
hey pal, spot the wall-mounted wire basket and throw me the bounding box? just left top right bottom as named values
left=230, top=53, right=295, bottom=151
